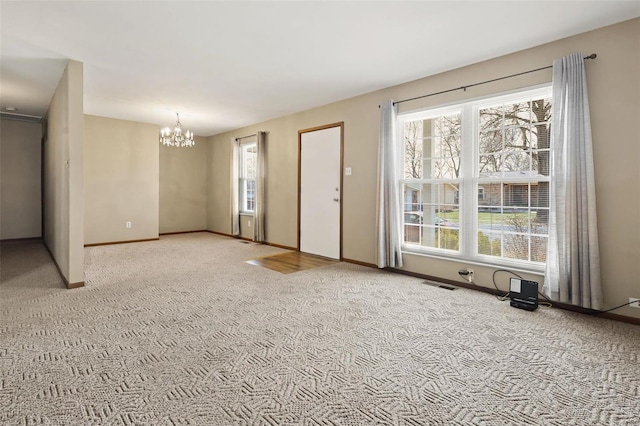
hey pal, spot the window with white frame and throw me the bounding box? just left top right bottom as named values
left=401, top=110, right=462, bottom=250
left=399, top=86, right=552, bottom=268
left=239, top=142, right=257, bottom=213
left=478, top=187, right=485, bottom=201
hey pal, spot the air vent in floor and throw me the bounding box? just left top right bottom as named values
left=423, top=280, right=457, bottom=290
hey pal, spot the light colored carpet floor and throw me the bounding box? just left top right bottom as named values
left=1, top=233, right=639, bottom=425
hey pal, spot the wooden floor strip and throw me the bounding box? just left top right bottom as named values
left=246, top=251, right=338, bottom=274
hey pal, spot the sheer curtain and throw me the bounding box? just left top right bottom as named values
left=253, top=131, right=266, bottom=242
left=231, top=138, right=240, bottom=237
left=376, top=100, right=403, bottom=268
left=545, top=52, right=602, bottom=309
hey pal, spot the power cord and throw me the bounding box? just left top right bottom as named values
left=475, top=267, right=636, bottom=313
left=595, top=300, right=636, bottom=314
left=491, top=269, right=518, bottom=301
left=535, top=285, right=554, bottom=308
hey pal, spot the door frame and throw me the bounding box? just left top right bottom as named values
left=297, top=122, right=344, bottom=260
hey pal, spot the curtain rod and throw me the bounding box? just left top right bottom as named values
left=390, top=53, right=597, bottom=107
left=235, top=133, right=257, bottom=141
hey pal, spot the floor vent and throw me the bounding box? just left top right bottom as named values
left=239, top=241, right=251, bottom=244
left=423, top=280, right=457, bottom=291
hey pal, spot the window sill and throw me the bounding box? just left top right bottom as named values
left=401, top=245, right=545, bottom=276
left=239, top=212, right=254, bottom=217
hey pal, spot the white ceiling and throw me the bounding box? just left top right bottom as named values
left=1, top=1, right=638, bottom=136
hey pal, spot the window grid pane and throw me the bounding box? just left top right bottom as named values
left=402, top=182, right=460, bottom=251
left=475, top=182, right=549, bottom=262
left=404, top=113, right=462, bottom=181
left=476, top=94, right=552, bottom=264
left=402, top=112, right=462, bottom=251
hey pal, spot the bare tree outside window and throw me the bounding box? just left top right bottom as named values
left=404, top=121, right=423, bottom=179
left=478, top=97, right=551, bottom=262
left=402, top=112, right=462, bottom=250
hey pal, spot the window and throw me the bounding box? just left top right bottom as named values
left=399, top=86, right=551, bottom=269
left=478, top=187, right=485, bottom=201
left=239, top=142, right=257, bottom=213
left=401, top=110, right=461, bottom=250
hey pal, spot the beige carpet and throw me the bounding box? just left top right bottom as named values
left=1, top=233, right=638, bottom=425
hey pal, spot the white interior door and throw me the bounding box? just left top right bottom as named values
left=300, top=125, right=341, bottom=259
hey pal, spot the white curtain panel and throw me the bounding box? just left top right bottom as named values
left=376, top=100, right=403, bottom=268
left=545, top=53, right=602, bottom=309
left=231, top=139, right=240, bottom=237
left=253, top=131, right=266, bottom=242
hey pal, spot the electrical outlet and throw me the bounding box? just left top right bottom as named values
left=126, top=221, right=131, bottom=228
left=247, top=220, right=251, bottom=228
left=458, top=268, right=474, bottom=283
left=629, top=298, right=640, bottom=308
left=466, top=269, right=474, bottom=283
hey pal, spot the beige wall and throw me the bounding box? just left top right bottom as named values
left=0, top=119, right=42, bottom=240
left=159, top=136, right=207, bottom=233
left=84, top=115, right=159, bottom=245
left=239, top=214, right=254, bottom=240
left=206, top=19, right=640, bottom=319
left=206, top=135, right=232, bottom=233
left=44, top=59, right=84, bottom=285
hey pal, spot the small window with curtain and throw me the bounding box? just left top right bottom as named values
left=239, top=142, right=257, bottom=213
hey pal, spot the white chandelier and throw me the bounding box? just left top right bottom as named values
left=160, top=113, right=195, bottom=147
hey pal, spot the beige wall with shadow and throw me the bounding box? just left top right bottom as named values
left=160, top=136, right=207, bottom=234
left=84, top=115, right=159, bottom=245
left=0, top=119, right=42, bottom=240
left=44, top=60, right=84, bottom=286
